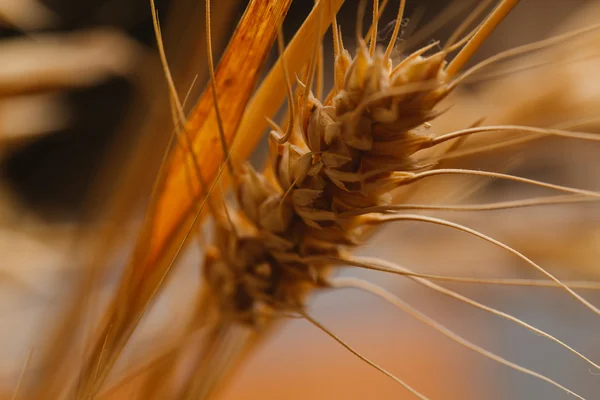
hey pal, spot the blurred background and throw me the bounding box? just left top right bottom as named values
left=1, top=0, right=600, bottom=399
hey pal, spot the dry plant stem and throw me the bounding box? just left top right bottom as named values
left=29, top=152, right=171, bottom=398
left=155, top=4, right=345, bottom=397
left=273, top=26, right=295, bottom=143
left=402, top=0, right=473, bottom=52
left=338, top=194, right=599, bottom=217
left=149, top=1, right=189, bottom=133
left=424, top=278, right=600, bottom=290
left=148, top=0, right=345, bottom=269
left=450, top=22, right=600, bottom=87
left=369, top=0, right=379, bottom=57
left=151, top=1, right=263, bottom=395
left=445, top=0, right=521, bottom=77
left=169, top=3, right=346, bottom=399
left=433, top=118, right=600, bottom=162
left=396, top=169, right=600, bottom=198
left=74, top=6, right=209, bottom=396
left=161, top=0, right=238, bottom=103
left=372, top=214, right=600, bottom=316
left=27, top=72, right=188, bottom=400
left=434, top=133, right=544, bottom=162
left=151, top=0, right=219, bottom=218
left=85, top=150, right=233, bottom=399
left=177, top=324, right=231, bottom=400
left=113, top=1, right=599, bottom=399
left=205, top=0, right=235, bottom=180
left=137, top=3, right=346, bottom=398
left=330, top=278, right=584, bottom=399
left=174, top=323, right=257, bottom=400
left=102, top=257, right=600, bottom=397
left=148, top=0, right=303, bottom=268
left=124, top=75, right=201, bottom=292
left=431, top=125, right=600, bottom=144
left=319, top=255, right=600, bottom=291
left=73, top=1, right=296, bottom=397
left=228, top=0, right=344, bottom=156
left=98, top=345, right=179, bottom=399
left=316, top=34, right=324, bottom=100
left=301, top=2, right=324, bottom=116
left=383, top=0, right=405, bottom=60
left=332, top=256, right=600, bottom=370
left=461, top=51, right=600, bottom=86
left=444, top=0, right=492, bottom=51
left=301, top=312, right=429, bottom=400
left=365, top=0, right=390, bottom=43
left=185, top=3, right=564, bottom=398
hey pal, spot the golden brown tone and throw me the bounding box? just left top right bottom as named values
left=3, top=0, right=600, bottom=399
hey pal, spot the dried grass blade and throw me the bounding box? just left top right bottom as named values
left=130, top=2, right=345, bottom=395
left=147, top=0, right=293, bottom=274
left=72, top=1, right=294, bottom=397
left=229, top=0, right=345, bottom=168
left=145, top=0, right=345, bottom=279
left=171, top=2, right=348, bottom=395
left=331, top=278, right=584, bottom=399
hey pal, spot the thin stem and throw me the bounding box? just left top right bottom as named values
left=129, top=135, right=243, bottom=398
left=429, top=118, right=600, bottom=163
left=338, top=194, right=597, bottom=218
left=302, top=254, right=600, bottom=291
left=308, top=0, right=325, bottom=94
left=356, top=0, right=368, bottom=51
left=460, top=51, right=600, bottom=86
left=384, top=0, right=406, bottom=60
left=432, top=125, right=600, bottom=145
left=449, top=22, right=600, bottom=87
left=402, top=0, right=473, bottom=52
left=395, top=169, right=600, bottom=199
left=446, top=0, right=521, bottom=77
left=431, top=133, right=543, bottom=162
left=205, top=0, right=236, bottom=181
left=273, top=24, right=296, bottom=144
left=150, top=0, right=215, bottom=213
left=301, top=311, right=429, bottom=400
left=333, top=256, right=600, bottom=370
left=371, top=214, right=600, bottom=316
left=444, top=0, right=492, bottom=51
left=369, top=0, right=379, bottom=57
left=330, top=278, right=584, bottom=399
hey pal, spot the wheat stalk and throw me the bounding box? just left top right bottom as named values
left=13, top=0, right=600, bottom=399
left=127, top=0, right=599, bottom=398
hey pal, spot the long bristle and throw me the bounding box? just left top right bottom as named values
left=331, top=278, right=585, bottom=399
left=446, top=0, right=521, bottom=77
left=384, top=0, right=406, bottom=60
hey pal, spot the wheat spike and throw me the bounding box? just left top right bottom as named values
left=28, top=0, right=600, bottom=398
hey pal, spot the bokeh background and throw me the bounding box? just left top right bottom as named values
left=1, top=0, right=600, bottom=398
